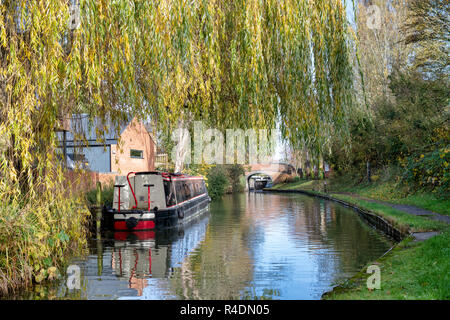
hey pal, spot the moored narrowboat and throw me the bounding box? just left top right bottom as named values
left=253, top=178, right=268, bottom=190
left=110, top=171, right=210, bottom=231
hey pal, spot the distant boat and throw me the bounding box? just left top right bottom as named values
left=108, top=171, right=210, bottom=231
left=253, top=177, right=269, bottom=190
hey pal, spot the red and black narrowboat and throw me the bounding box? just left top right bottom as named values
left=110, top=171, right=210, bottom=231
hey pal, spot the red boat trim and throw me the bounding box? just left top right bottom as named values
left=114, top=231, right=155, bottom=241
left=114, top=220, right=155, bottom=230
left=170, top=176, right=204, bottom=180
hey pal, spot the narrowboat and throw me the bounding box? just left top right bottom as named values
left=253, top=178, right=268, bottom=190
left=250, top=176, right=270, bottom=191
left=110, top=171, right=210, bottom=231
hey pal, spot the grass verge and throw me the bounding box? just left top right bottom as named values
left=273, top=177, right=450, bottom=216
left=328, top=175, right=450, bottom=216
left=329, top=194, right=447, bottom=233
left=323, top=232, right=450, bottom=300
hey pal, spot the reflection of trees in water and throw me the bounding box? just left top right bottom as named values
left=107, top=194, right=393, bottom=299
left=284, top=195, right=393, bottom=281
left=169, top=195, right=254, bottom=299
left=242, top=193, right=393, bottom=292
left=13, top=193, right=394, bottom=300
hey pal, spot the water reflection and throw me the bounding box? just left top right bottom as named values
left=7, top=193, right=394, bottom=300
left=166, top=193, right=393, bottom=300
left=112, top=213, right=211, bottom=299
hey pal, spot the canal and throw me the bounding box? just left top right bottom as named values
left=10, top=192, right=394, bottom=300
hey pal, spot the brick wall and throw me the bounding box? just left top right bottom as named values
left=98, top=172, right=118, bottom=186
left=110, top=117, right=155, bottom=175
left=64, top=170, right=99, bottom=195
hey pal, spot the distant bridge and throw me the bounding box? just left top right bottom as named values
left=245, top=162, right=295, bottom=189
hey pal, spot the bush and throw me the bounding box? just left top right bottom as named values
left=401, top=146, right=450, bottom=197
left=329, top=70, right=449, bottom=176
left=85, top=181, right=115, bottom=208
left=225, top=164, right=245, bottom=193
left=206, top=166, right=229, bottom=200
left=0, top=195, right=90, bottom=295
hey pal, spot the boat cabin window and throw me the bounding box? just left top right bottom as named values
left=164, top=180, right=176, bottom=207
left=192, top=180, right=204, bottom=197
left=201, top=181, right=206, bottom=194
left=192, top=181, right=199, bottom=197
left=174, top=181, right=186, bottom=203
left=173, top=179, right=206, bottom=204
left=183, top=182, right=191, bottom=200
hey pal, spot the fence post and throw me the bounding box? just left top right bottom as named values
left=95, top=181, right=103, bottom=274
left=95, top=181, right=102, bottom=236
left=95, top=181, right=103, bottom=275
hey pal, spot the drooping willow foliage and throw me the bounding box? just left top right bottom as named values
left=0, top=0, right=357, bottom=199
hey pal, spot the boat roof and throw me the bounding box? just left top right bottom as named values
left=133, top=171, right=204, bottom=180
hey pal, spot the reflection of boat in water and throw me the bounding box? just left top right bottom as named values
left=108, top=171, right=211, bottom=232
left=111, top=210, right=210, bottom=296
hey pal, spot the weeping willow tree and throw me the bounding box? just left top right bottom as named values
left=0, top=0, right=357, bottom=292
left=1, top=0, right=357, bottom=192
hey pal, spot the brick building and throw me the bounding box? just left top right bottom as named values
left=58, top=114, right=156, bottom=183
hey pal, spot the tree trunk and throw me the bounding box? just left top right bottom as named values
left=367, top=161, right=371, bottom=183
left=174, top=118, right=191, bottom=173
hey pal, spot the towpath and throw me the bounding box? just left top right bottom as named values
left=333, top=192, right=450, bottom=224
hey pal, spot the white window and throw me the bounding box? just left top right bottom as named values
left=130, top=149, right=144, bottom=159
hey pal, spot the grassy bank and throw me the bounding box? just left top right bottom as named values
left=323, top=232, right=449, bottom=299
left=329, top=174, right=449, bottom=216
left=273, top=177, right=450, bottom=216
left=0, top=194, right=91, bottom=296
left=267, top=177, right=450, bottom=299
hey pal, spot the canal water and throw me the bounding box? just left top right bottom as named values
left=11, top=192, right=394, bottom=300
